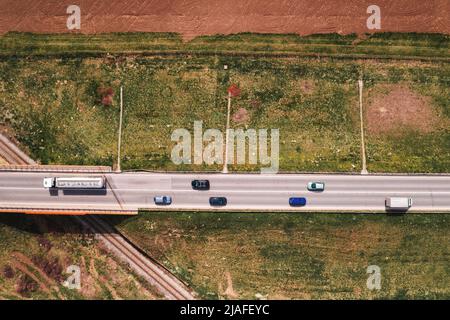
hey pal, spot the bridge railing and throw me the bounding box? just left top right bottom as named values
left=0, top=165, right=112, bottom=173
left=0, top=207, right=136, bottom=215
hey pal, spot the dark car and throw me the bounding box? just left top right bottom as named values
left=191, top=179, right=210, bottom=190
left=289, top=197, right=307, bottom=207
left=209, top=197, right=227, bottom=207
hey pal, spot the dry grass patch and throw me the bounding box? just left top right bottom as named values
left=365, top=84, right=446, bottom=136
left=299, top=79, right=316, bottom=95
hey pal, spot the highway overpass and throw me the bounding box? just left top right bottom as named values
left=0, top=171, right=449, bottom=214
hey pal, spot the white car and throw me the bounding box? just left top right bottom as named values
left=307, top=182, right=325, bottom=191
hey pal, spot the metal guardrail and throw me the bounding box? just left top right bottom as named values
left=122, top=169, right=450, bottom=176
left=0, top=165, right=112, bottom=173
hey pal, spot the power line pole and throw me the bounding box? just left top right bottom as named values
left=223, top=91, right=232, bottom=173
left=358, top=79, right=368, bottom=175
left=117, top=86, right=123, bottom=173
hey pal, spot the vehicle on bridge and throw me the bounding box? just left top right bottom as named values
left=154, top=196, right=172, bottom=205
left=43, top=177, right=106, bottom=189
left=289, top=197, right=307, bottom=206
left=192, top=179, right=210, bottom=190
left=307, top=182, right=325, bottom=191
left=209, top=197, right=227, bottom=206
left=385, top=197, right=412, bottom=211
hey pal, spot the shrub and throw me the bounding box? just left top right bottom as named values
left=37, top=236, right=53, bottom=252
left=16, top=274, right=38, bottom=297
left=2, top=265, right=15, bottom=279
left=32, top=255, right=63, bottom=282
left=228, top=84, right=241, bottom=97
left=97, top=86, right=115, bottom=106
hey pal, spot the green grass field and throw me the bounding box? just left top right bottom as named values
left=0, top=32, right=448, bottom=173
left=362, top=62, right=450, bottom=173
left=116, top=212, right=450, bottom=300
left=225, top=58, right=361, bottom=172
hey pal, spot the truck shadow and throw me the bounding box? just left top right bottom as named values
left=49, top=189, right=107, bottom=196
left=62, top=189, right=107, bottom=196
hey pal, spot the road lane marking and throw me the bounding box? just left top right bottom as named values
left=1, top=186, right=449, bottom=195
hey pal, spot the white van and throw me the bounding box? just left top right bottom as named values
left=385, top=197, right=412, bottom=211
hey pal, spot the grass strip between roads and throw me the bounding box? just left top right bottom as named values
left=1, top=32, right=449, bottom=61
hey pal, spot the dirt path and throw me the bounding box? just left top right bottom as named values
left=0, top=0, right=448, bottom=39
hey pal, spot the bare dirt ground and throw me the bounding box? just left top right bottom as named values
left=365, top=85, right=444, bottom=136
left=0, top=0, right=448, bottom=40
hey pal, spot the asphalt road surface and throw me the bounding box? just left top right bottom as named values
left=0, top=172, right=449, bottom=213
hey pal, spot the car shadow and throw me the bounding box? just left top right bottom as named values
left=385, top=209, right=409, bottom=215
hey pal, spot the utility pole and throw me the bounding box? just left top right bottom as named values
left=358, top=79, right=368, bottom=175
left=116, top=86, right=123, bottom=172
left=222, top=91, right=232, bottom=173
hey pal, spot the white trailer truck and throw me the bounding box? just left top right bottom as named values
left=385, top=197, right=412, bottom=211
left=43, top=177, right=106, bottom=189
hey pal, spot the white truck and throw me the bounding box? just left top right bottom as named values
left=385, top=197, right=412, bottom=211
left=43, top=177, right=106, bottom=189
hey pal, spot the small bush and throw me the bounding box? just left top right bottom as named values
left=37, top=236, right=53, bottom=252
left=32, top=255, right=63, bottom=282
left=2, top=265, right=15, bottom=279
left=228, top=84, right=241, bottom=97
left=16, top=274, right=38, bottom=297
left=97, top=86, right=115, bottom=106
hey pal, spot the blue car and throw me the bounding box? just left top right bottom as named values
left=289, top=197, right=307, bottom=207
left=209, top=197, right=227, bottom=207
left=154, top=196, right=172, bottom=205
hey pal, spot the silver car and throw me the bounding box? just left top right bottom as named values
left=154, top=196, right=172, bottom=205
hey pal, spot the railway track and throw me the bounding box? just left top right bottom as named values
left=75, top=215, right=196, bottom=300
left=0, top=134, right=36, bottom=165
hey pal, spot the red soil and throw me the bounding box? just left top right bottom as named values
left=0, top=0, right=448, bottom=40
